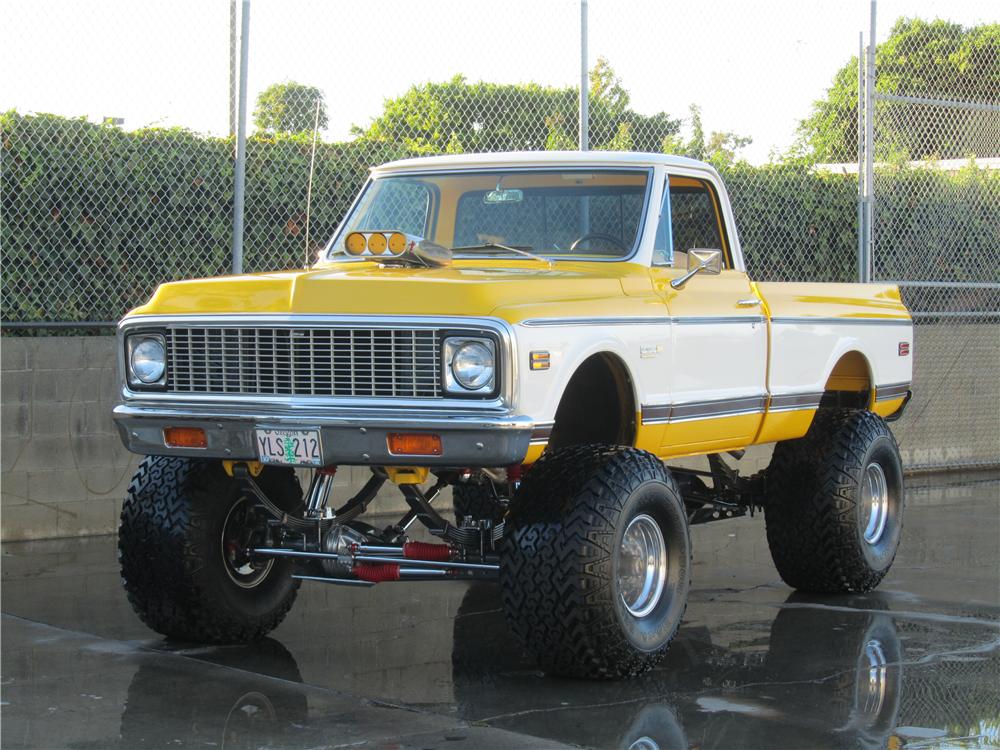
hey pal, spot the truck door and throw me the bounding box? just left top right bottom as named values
left=649, top=175, right=768, bottom=454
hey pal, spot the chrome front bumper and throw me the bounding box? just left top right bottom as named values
left=113, top=402, right=534, bottom=467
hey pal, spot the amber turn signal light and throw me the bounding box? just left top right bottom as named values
left=386, top=432, right=442, bottom=456
left=163, top=426, right=208, bottom=448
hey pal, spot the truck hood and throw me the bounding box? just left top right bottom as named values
left=128, top=261, right=652, bottom=323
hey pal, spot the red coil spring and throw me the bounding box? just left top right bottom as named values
left=403, top=541, right=452, bottom=561
left=354, top=563, right=400, bottom=583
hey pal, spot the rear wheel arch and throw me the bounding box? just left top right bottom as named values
left=821, top=349, right=874, bottom=410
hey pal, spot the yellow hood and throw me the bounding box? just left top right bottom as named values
left=128, top=260, right=654, bottom=323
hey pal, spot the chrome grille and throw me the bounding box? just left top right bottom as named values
left=165, top=327, right=442, bottom=397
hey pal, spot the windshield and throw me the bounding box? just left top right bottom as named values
left=326, top=169, right=650, bottom=261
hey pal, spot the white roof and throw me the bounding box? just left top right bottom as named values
left=372, top=150, right=713, bottom=175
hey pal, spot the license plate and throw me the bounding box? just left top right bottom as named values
left=255, top=428, right=322, bottom=466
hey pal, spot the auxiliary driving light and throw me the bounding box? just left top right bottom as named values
left=367, top=232, right=388, bottom=254
left=388, top=231, right=407, bottom=254
left=345, top=231, right=367, bottom=256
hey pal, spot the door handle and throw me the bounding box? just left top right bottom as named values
left=737, top=298, right=762, bottom=307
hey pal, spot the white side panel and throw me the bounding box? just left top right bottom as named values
left=670, top=320, right=768, bottom=404
left=768, top=320, right=914, bottom=397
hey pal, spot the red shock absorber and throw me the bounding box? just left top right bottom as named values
left=354, top=563, right=400, bottom=583
left=317, top=465, right=338, bottom=477
left=403, top=541, right=452, bottom=562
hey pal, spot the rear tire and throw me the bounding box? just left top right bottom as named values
left=452, top=482, right=505, bottom=524
left=764, top=409, right=904, bottom=593
left=500, top=444, right=691, bottom=679
left=118, top=456, right=303, bottom=643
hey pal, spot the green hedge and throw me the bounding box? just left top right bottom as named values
left=2, top=110, right=996, bottom=324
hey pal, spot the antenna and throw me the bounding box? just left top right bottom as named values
left=304, top=97, right=321, bottom=267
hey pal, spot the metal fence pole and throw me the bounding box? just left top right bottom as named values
left=579, top=0, right=589, bottom=151
left=857, top=32, right=866, bottom=282
left=229, top=0, right=237, bottom=138
left=231, top=0, right=250, bottom=275
left=861, top=0, right=876, bottom=282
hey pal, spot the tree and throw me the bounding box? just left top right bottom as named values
left=662, top=104, right=752, bottom=166
left=253, top=81, right=328, bottom=134
left=798, top=18, right=1000, bottom=162
left=353, top=62, right=681, bottom=154
left=589, top=56, right=630, bottom=116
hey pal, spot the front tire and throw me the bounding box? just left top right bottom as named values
left=118, top=456, right=303, bottom=643
left=764, top=409, right=904, bottom=593
left=500, top=445, right=691, bottom=679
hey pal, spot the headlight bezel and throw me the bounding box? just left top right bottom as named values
left=125, top=332, right=167, bottom=389
left=442, top=334, right=499, bottom=398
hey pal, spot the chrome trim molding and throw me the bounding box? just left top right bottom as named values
left=520, top=316, right=672, bottom=328
left=771, top=316, right=912, bottom=327
left=519, top=315, right=765, bottom=328
left=875, top=381, right=912, bottom=402
left=768, top=391, right=825, bottom=412
left=641, top=394, right=768, bottom=425
left=673, top=315, right=766, bottom=326
left=521, top=314, right=909, bottom=328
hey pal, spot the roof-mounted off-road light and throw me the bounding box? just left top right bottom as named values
left=345, top=231, right=367, bottom=256
left=367, top=232, right=388, bottom=255
left=388, top=232, right=407, bottom=254
left=340, top=231, right=452, bottom=267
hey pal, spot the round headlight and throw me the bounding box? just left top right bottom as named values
left=451, top=341, right=495, bottom=390
left=131, top=337, right=166, bottom=383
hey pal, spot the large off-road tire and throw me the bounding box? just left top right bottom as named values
left=765, top=593, right=902, bottom=744
left=500, top=444, right=691, bottom=679
left=119, top=638, right=307, bottom=749
left=764, top=409, right=904, bottom=593
left=118, top=456, right=303, bottom=643
left=452, top=482, right=505, bottom=524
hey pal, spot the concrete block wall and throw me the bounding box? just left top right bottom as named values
left=0, top=336, right=413, bottom=541
left=2, top=336, right=141, bottom=540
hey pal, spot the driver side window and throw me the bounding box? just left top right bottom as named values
left=653, top=175, right=729, bottom=268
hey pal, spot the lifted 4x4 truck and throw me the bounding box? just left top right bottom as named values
left=114, top=152, right=912, bottom=679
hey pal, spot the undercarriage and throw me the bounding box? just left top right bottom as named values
left=232, top=452, right=764, bottom=590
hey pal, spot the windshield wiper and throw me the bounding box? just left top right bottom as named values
left=451, top=242, right=554, bottom=268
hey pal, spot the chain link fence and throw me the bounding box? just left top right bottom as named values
left=1, top=0, right=997, bottom=470
left=865, top=10, right=1000, bottom=470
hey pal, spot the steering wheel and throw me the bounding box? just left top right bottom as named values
left=569, top=233, right=629, bottom=253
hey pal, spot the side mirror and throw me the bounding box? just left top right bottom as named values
left=669, top=248, right=723, bottom=289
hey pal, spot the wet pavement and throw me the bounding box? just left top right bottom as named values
left=2, top=473, right=999, bottom=749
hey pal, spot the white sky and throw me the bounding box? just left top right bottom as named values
left=2, top=0, right=995, bottom=164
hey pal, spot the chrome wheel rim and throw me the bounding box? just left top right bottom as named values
left=861, top=639, right=888, bottom=716
left=221, top=496, right=273, bottom=589
left=618, top=514, right=668, bottom=618
left=861, top=463, right=889, bottom=545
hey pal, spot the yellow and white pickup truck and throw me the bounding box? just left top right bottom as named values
left=114, top=151, right=912, bottom=679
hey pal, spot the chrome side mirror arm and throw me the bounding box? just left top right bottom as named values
left=669, top=248, right=723, bottom=289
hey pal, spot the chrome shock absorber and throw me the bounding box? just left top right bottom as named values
left=304, top=466, right=338, bottom=521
